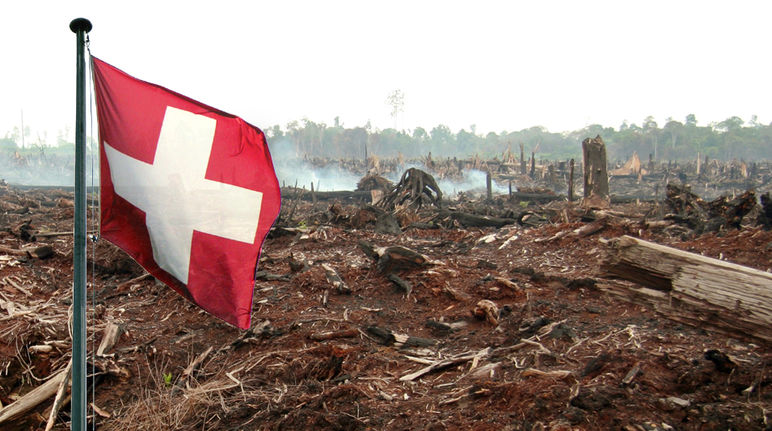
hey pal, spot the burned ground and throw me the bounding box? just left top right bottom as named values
left=0, top=181, right=770, bottom=431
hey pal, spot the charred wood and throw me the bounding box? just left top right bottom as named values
left=358, top=240, right=428, bottom=273
left=437, top=209, right=516, bottom=228
left=582, top=135, right=610, bottom=209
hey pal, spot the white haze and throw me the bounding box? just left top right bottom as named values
left=269, top=141, right=361, bottom=192
left=270, top=140, right=512, bottom=197
left=436, top=169, right=511, bottom=198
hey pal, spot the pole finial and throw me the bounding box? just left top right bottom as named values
left=69, top=18, right=92, bottom=33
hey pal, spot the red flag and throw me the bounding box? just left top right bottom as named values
left=92, top=57, right=281, bottom=329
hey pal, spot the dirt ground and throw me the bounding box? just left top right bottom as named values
left=0, top=184, right=770, bottom=430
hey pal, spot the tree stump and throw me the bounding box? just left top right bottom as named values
left=568, top=158, right=575, bottom=202
left=582, top=135, right=610, bottom=209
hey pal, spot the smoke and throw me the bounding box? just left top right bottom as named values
left=0, top=153, right=95, bottom=187
left=382, top=164, right=511, bottom=198
left=269, top=140, right=360, bottom=191
left=4, top=140, right=512, bottom=200
left=436, top=169, right=511, bottom=198
left=267, top=141, right=513, bottom=197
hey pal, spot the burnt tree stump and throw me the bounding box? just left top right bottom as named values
left=582, top=135, right=610, bottom=209
left=568, top=158, right=575, bottom=202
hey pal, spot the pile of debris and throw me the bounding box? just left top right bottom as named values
left=664, top=183, right=761, bottom=234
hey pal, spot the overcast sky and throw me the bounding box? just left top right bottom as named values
left=2, top=1, right=771, bottom=146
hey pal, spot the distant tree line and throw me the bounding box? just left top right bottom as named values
left=2, top=114, right=770, bottom=163
left=265, top=115, right=772, bottom=162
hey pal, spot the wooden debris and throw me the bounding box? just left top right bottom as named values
left=97, top=322, right=124, bottom=356
left=761, top=192, right=772, bottom=229
left=573, top=217, right=608, bottom=237
left=90, top=403, right=112, bottom=418
left=115, top=273, right=153, bottom=290
left=493, top=277, right=519, bottom=291
left=366, top=326, right=436, bottom=349
left=425, top=319, right=467, bottom=333
left=357, top=174, right=393, bottom=193
left=308, top=329, right=359, bottom=341
left=322, top=263, right=351, bottom=294
left=288, top=253, right=311, bottom=273
left=439, top=209, right=516, bottom=228
left=665, top=184, right=758, bottom=233
left=568, top=158, right=575, bottom=201
left=400, top=348, right=490, bottom=382
left=509, top=191, right=563, bottom=204
left=521, top=368, right=573, bottom=380
left=182, top=346, right=214, bottom=381
left=358, top=240, right=428, bottom=273
left=602, top=235, right=772, bottom=344
left=0, top=244, right=54, bottom=259
left=582, top=135, right=610, bottom=209
left=622, top=362, right=642, bottom=386
left=704, top=349, right=736, bottom=373
left=0, top=366, right=69, bottom=424
left=255, top=271, right=290, bottom=281
left=29, top=345, right=53, bottom=354
left=474, top=300, right=500, bottom=326
left=387, top=273, right=412, bottom=294
left=443, top=285, right=472, bottom=302
left=468, top=362, right=501, bottom=380
left=352, top=205, right=402, bottom=234
left=44, top=360, right=72, bottom=431
left=378, top=168, right=442, bottom=210
left=279, top=189, right=371, bottom=204
left=34, top=230, right=79, bottom=238
left=3, top=276, right=32, bottom=296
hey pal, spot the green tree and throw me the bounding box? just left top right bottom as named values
left=0, top=133, right=17, bottom=153
left=662, top=118, right=683, bottom=160
left=429, top=125, right=454, bottom=155
left=642, top=116, right=659, bottom=160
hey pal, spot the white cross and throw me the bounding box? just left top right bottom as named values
left=103, top=106, right=263, bottom=284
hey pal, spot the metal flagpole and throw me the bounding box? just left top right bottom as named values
left=69, top=17, right=92, bottom=431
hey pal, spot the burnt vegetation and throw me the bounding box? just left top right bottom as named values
left=0, top=129, right=771, bottom=430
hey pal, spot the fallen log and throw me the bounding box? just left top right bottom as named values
left=601, top=235, right=772, bottom=344
left=438, top=210, right=516, bottom=228
left=0, top=244, right=54, bottom=259
left=44, top=360, right=73, bottom=431
left=0, top=367, right=69, bottom=424
left=280, top=189, right=371, bottom=202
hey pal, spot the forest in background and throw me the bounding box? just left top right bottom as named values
left=265, top=114, right=772, bottom=162
left=1, top=114, right=771, bottom=169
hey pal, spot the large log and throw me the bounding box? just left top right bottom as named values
left=0, top=367, right=69, bottom=424
left=280, top=189, right=371, bottom=202
left=601, top=235, right=772, bottom=344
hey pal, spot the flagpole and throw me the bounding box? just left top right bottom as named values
left=69, top=17, right=92, bottom=431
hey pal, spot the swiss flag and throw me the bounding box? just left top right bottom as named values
left=92, top=57, right=281, bottom=329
